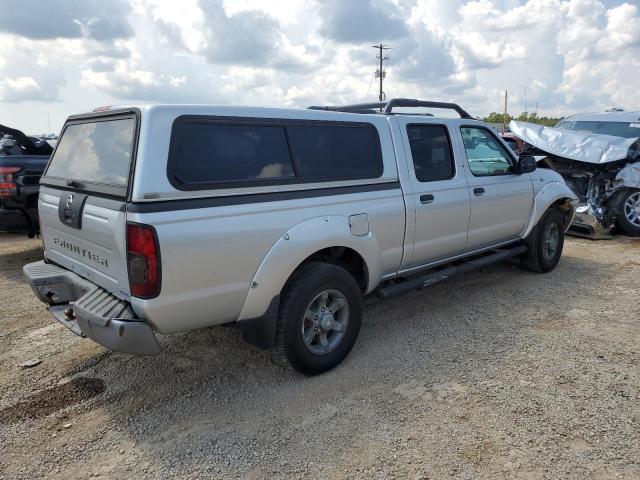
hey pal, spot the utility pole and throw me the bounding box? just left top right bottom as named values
left=523, top=86, right=527, bottom=122
left=372, top=44, right=390, bottom=103
left=503, top=90, right=508, bottom=133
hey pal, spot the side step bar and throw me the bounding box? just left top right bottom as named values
left=376, top=245, right=527, bottom=299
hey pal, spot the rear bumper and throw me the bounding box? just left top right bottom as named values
left=23, top=260, right=160, bottom=355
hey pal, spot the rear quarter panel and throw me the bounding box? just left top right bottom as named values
left=129, top=190, right=404, bottom=333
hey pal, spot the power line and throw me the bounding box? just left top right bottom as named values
left=365, top=70, right=376, bottom=98
left=372, top=44, right=391, bottom=103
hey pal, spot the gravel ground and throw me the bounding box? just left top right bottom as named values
left=0, top=233, right=639, bottom=480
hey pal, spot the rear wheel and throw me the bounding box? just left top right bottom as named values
left=520, top=208, right=565, bottom=273
left=274, top=262, right=362, bottom=375
left=615, top=189, right=640, bottom=236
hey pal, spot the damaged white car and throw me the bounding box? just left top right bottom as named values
left=510, top=111, right=640, bottom=237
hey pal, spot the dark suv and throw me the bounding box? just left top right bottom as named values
left=0, top=124, right=53, bottom=237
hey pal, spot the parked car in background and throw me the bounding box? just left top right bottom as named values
left=510, top=111, right=640, bottom=238
left=24, top=99, right=576, bottom=375
left=0, top=124, right=53, bottom=237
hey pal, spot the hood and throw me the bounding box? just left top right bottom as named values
left=509, top=120, right=639, bottom=164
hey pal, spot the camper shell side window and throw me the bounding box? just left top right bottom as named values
left=167, top=116, right=384, bottom=191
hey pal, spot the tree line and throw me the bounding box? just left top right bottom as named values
left=481, top=112, right=563, bottom=127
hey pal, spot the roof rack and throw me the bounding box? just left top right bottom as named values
left=308, top=98, right=473, bottom=119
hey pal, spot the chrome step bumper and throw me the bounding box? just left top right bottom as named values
left=23, top=261, right=160, bottom=355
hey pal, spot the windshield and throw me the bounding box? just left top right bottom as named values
left=45, top=117, right=135, bottom=191
left=555, top=120, right=640, bottom=139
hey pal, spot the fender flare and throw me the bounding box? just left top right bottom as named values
left=522, top=181, right=578, bottom=238
left=237, top=215, right=382, bottom=321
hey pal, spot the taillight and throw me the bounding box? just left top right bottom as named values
left=0, top=166, right=20, bottom=198
left=126, top=223, right=161, bottom=298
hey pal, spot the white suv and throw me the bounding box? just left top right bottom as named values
left=24, top=99, right=577, bottom=375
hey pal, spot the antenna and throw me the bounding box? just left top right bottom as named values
left=372, top=44, right=391, bottom=105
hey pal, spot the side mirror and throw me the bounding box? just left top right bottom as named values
left=516, top=155, right=536, bottom=174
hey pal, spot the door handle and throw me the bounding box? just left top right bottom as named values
left=420, top=194, right=435, bottom=204
left=473, top=187, right=485, bottom=196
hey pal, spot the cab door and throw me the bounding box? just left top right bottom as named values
left=397, top=118, right=471, bottom=268
left=457, top=125, right=534, bottom=250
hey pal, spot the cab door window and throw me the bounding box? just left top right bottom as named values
left=406, top=124, right=455, bottom=182
left=461, top=127, right=515, bottom=176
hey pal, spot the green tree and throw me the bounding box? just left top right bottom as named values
left=515, top=112, right=563, bottom=127
left=482, top=111, right=565, bottom=127
left=482, top=112, right=512, bottom=124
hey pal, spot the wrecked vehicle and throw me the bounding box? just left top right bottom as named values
left=510, top=112, right=640, bottom=237
left=0, top=124, right=53, bottom=237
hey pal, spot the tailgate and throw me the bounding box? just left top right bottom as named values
left=38, top=111, right=138, bottom=301
left=39, top=187, right=130, bottom=300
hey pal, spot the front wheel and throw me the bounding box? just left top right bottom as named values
left=520, top=208, right=565, bottom=273
left=615, top=189, right=640, bottom=236
left=274, top=262, right=363, bottom=375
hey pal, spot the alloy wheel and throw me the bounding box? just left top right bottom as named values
left=301, top=289, right=349, bottom=355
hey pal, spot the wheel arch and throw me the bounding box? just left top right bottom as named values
left=237, top=215, right=382, bottom=322
left=287, top=246, right=369, bottom=292
left=522, top=181, right=577, bottom=238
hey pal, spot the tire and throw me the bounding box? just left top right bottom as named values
left=274, top=262, right=363, bottom=375
left=615, top=189, right=640, bottom=236
left=520, top=208, right=565, bottom=273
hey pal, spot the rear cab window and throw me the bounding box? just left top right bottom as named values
left=406, top=124, right=455, bottom=182
left=168, top=116, right=384, bottom=190
left=42, top=112, right=138, bottom=197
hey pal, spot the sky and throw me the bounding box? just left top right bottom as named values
left=0, top=0, right=639, bottom=134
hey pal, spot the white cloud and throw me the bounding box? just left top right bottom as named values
left=317, top=0, right=409, bottom=43
left=0, top=77, right=48, bottom=102
left=0, top=0, right=639, bottom=132
left=0, top=0, right=133, bottom=41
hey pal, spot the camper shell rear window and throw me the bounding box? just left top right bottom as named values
left=167, top=116, right=384, bottom=190
left=42, top=111, right=138, bottom=198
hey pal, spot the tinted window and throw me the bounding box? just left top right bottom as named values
left=406, top=125, right=454, bottom=182
left=171, top=122, right=294, bottom=186
left=287, top=124, right=382, bottom=180
left=46, top=118, right=135, bottom=187
left=461, top=127, right=515, bottom=176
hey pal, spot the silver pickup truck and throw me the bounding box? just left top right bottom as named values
left=24, top=99, right=577, bottom=375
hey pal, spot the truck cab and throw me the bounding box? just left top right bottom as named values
left=24, top=99, right=577, bottom=375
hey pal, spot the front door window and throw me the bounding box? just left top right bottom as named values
left=461, top=127, right=514, bottom=176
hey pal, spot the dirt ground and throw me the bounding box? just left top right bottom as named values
left=0, top=233, right=639, bottom=480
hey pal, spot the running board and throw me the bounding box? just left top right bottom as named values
left=376, top=245, right=527, bottom=299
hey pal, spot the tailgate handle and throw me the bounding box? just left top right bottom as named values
left=58, top=193, right=88, bottom=229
